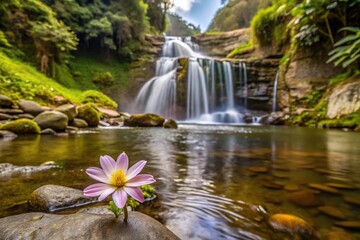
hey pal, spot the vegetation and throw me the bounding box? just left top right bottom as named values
left=227, top=42, right=253, bottom=58
left=77, top=103, right=101, bottom=127
left=208, top=0, right=272, bottom=32
left=166, top=13, right=201, bottom=37
left=0, top=119, right=41, bottom=134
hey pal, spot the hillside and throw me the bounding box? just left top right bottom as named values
left=166, top=13, right=201, bottom=37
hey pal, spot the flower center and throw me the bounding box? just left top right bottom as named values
left=109, top=169, right=127, bottom=188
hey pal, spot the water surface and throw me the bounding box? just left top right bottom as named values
left=1, top=125, right=360, bottom=239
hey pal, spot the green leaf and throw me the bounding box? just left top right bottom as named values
left=334, top=35, right=359, bottom=47
left=342, top=54, right=360, bottom=68
left=334, top=55, right=348, bottom=66
left=327, top=50, right=348, bottom=63
left=328, top=45, right=348, bottom=56
left=339, top=27, right=360, bottom=33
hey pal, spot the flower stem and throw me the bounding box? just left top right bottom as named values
left=123, top=203, right=128, bottom=222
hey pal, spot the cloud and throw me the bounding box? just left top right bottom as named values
left=172, top=0, right=197, bottom=12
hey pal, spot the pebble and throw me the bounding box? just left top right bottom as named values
left=248, top=166, right=269, bottom=173
left=334, top=221, right=360, bottom=229
left=288, top=190, right=323, bottom=208
left=318, top=206, right=346, bottom=220
left=308, top=183, right=340, bottom=195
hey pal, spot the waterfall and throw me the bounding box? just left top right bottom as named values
left=272, top=70, right=279, bottom=112
left=133, top=36, right=258, bottom=124
left=238, top=62, right=248, bottom=110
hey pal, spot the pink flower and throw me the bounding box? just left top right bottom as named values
left=83, top=152, right=156, bottom=209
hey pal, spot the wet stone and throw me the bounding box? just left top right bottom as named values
left=318, top=206, right=346, bottom=220
left=262, top=180, right=283, bottom=189
left=315, top=168, right=332, bottom=175
left=308, top=183, right=341, bottom=195
left=272, top=172, right=289, bottom=179
left=325, top=183, right=357, bottom=190
left=343, top=196, right=360, bottom=207
left=264, top=195, right=282, bottom=205
left=248, top=166, right=269, bottom=173
left=288, top=190, right=323, bottom=208
left=334, top=221, right=360, bottom=229
left=273, top=166, right=290, bottom=171
left=327, top=229, right=355, bottom=240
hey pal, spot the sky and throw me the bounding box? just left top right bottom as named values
left=170, top=0, right=224, bottom=32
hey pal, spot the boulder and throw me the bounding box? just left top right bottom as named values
left=55, top=104, right=77, bottom=121
left=0, top=94, right=13, bottom=108
left=97, top=107, right=120, bottom=118
left=0, top=130, right=17, bottom=140
left=327, top=79, right=360, bottom=119
left=17, top=113, right=34, bottom=119
left=28, top=185, right=96, bottom=212
left=0, top=113, right=13, bottom=120
left=163, top=119, right=178, bottom=129
left=18, top=100, right=43, bottom=116
left=0, top=119, right=40, bottom=134
left=34, top=111, right=68, bottom=132
left=51, top=95, right=70, bottom=106
left=40, top=128, right=57, bottom=135
left=124, top=113, right=165, bottom=127
left=77, top=104, right=100, bottom=127
left=69, top=118, right=88, bottom=128
left=0, top=211, right=179, bottom=240
left=268, top=213, right=316, bottom=239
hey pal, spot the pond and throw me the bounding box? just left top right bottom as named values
left=1, top=125, right=360, bottom=239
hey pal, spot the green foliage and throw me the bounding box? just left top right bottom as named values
left=0, top=31, right=11, bottom=48
left=140, top=184, right=155, bottom=199
left=80, top=90, right=117, bottom=109
left=0, top=119, right=41, bottom=134
left=251, top=5, right=279, bottom=46
left=92, top=72, right=114, bottom=86
left=227, top=42, right=253, bottom=58
left=327, top=27, right=360, bottom=68
left=329, top=69, right=355, bottom=85
left=318, top=111, right=360, bottom=129
left=208, top=0, right=272, bottom=32
left=107, top=200, right=122, bottom=218
left=305, top=88, right=325, bottom=108
left=166, top=13, right=201, bottom=37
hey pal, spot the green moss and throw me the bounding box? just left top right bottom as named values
left=305, top=88, right=325, bottom=108
left=0, top=119, right=40, bottom=134
left=227, top=42, right=253, bottom=58
left=77, top=103, right=100, bottom=127
left=80, top=90, right=117, bottom=109
left=318, top=111, right=360, bottom=129
left=251, top=5, right=278, bottom=47
left=329, top=70, right=356, bottom=86
left=91, top=72, right=114, bottom=86
left=140, top=184, right=155, bottom=199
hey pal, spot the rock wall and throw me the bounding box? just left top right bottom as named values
left=192, top=29, right=251, bottom=58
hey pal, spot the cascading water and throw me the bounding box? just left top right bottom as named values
left=272, top=70, right=279, bottom=112
left=133, top=36, right=255, bottom=124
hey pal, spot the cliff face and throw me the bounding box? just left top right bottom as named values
left=192, top=29, right=251, bottom=58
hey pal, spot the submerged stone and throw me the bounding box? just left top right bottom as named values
left=343, top=196, right=360, bottom=207
left=327, top=229, right=355, bottom=240
left=308, top=183, right=341, bottom=195
left=288, top=190, right=323, bottom=208
left=318, top=206, right=346, bottom=220
left=325, top=183, right=357, bottom=190
left=334, top=221, right=360, bottom=229
left=28, top=185, right=96, bottom=212
left=248, top=166, right=269, bottom=173
left=284, top=184, right=301, bottom=192
left=268, top=213, right=316, bottom=238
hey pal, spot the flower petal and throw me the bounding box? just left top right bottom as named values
left=124, top=187, right=144, bottom=203
left=116, top=152, right=129, bottom=173
left=125, top=174, right=156, bottom=187
left=83, top=183, right=112, bottom=197
left=113, top=189, right=128, bottom=209
left=126, top=160, right=147, bottom=181
left=100, top=155, right=116, bottom=178
left=98, top=186, right=116, bottom=201
left=86, top=167, right=109, bottom=184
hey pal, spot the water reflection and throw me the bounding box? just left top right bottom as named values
left=1, top=125, right=360, bottom=239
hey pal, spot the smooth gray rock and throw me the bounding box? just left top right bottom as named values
left=55, top=104, right=77, bottom=121
left=28, top=185, right=96, bottom=212
left=0, top=94, right=13, bottom=108
left=0, top=108, right=23, bottom=115
left=0, top=162, right=57, bottom=177
left=17, top=113, right=35, bottom=119
left=18, top=100, right=43, bottom=116
left=0, top=130, right=17, bottom=140
left=41, top=128, right=57, bottom=135
left=69, top=118, right=88, bottom=128
left=34, top=111, right=68, bottom=132
left=0, top=211, right=179, bottom=240
left=0, top=112, right=13, bottom=120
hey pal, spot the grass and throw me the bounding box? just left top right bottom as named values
left=227, top=42, right=253, bottom=58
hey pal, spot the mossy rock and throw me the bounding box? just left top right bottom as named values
left=163, top=119, right=178, bottom=129
left=77, top=104, right=100, bottom=127
left=0, top=119, right=40, bottom=134
left=124, top=114, right=165, bottom=127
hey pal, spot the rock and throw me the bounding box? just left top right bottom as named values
left=0, top=108, right=23, bottom=115
left=163, top=119, right=178, bottom=129
left=99, top=120, right=110, bottom=127
left=0, top=162, right=57, bottom=177
left=0, top=130, right=17, bottom=139
left=77, top=206, right=114, bottom=215
left=0, top=94, right=13, bottom=108
left=327, top=229, right=355, bottom=240
left=28, top=185, right=96, bottom=212
left=124, top=113, right=165, bottom=127
left=325, top=183, right=357, bottom=190
left=107, top=117, right=124, bottom=126
left=266, top=111, right=286, bottom=125
left=55, top=104, right=77, bottom=121
left=51, top=95, right=70, bottom=106
left=268, top=213, right=316, bottom=238
left=0, top=113, right=13, bottom=120
left=0, top=211, right=179, bottom=240
left=284, top=184, right=301, bottom=192
left=0, top=119, right=40, bottom=134
left=334, top=221, right=360, bottom=229
left=66, top=126, right=78, bottom=134
left=69, top=118, right=88, bottom=128
left=34, top=111, right=68, bottom=132
left=97, top=107, right=120, bottom=118
left=248, top=166, right=269, bottom=173
left=262, top=180, right=283, bottom=189
left=327, top=79, right=360, bottom=119
left=343, top=196, right=360, bottom=206
left=41, top=128, right=57, bottom=135
left=308, top=183, right=341, bottom=194
left=288, top=190, right=323, bottom=208
left=319, top=206, right=346, bottom=220
left=264, top=195, right=282, bottom=205
left=272, top=172, right=289, bottom=179
left=77, top=104, right=100, bottom=127
left=18, top=100, right=43, bottom=116
left=17, top=113, right=35, bottom=119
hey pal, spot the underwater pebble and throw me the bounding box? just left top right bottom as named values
left=308, top=183, right=340, bottom=195
left=318, top=206, right=346, bottom=220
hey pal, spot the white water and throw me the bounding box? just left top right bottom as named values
left=133, top=36, right=259, bottom=124
left=272, top=70, right=279, bottom=112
